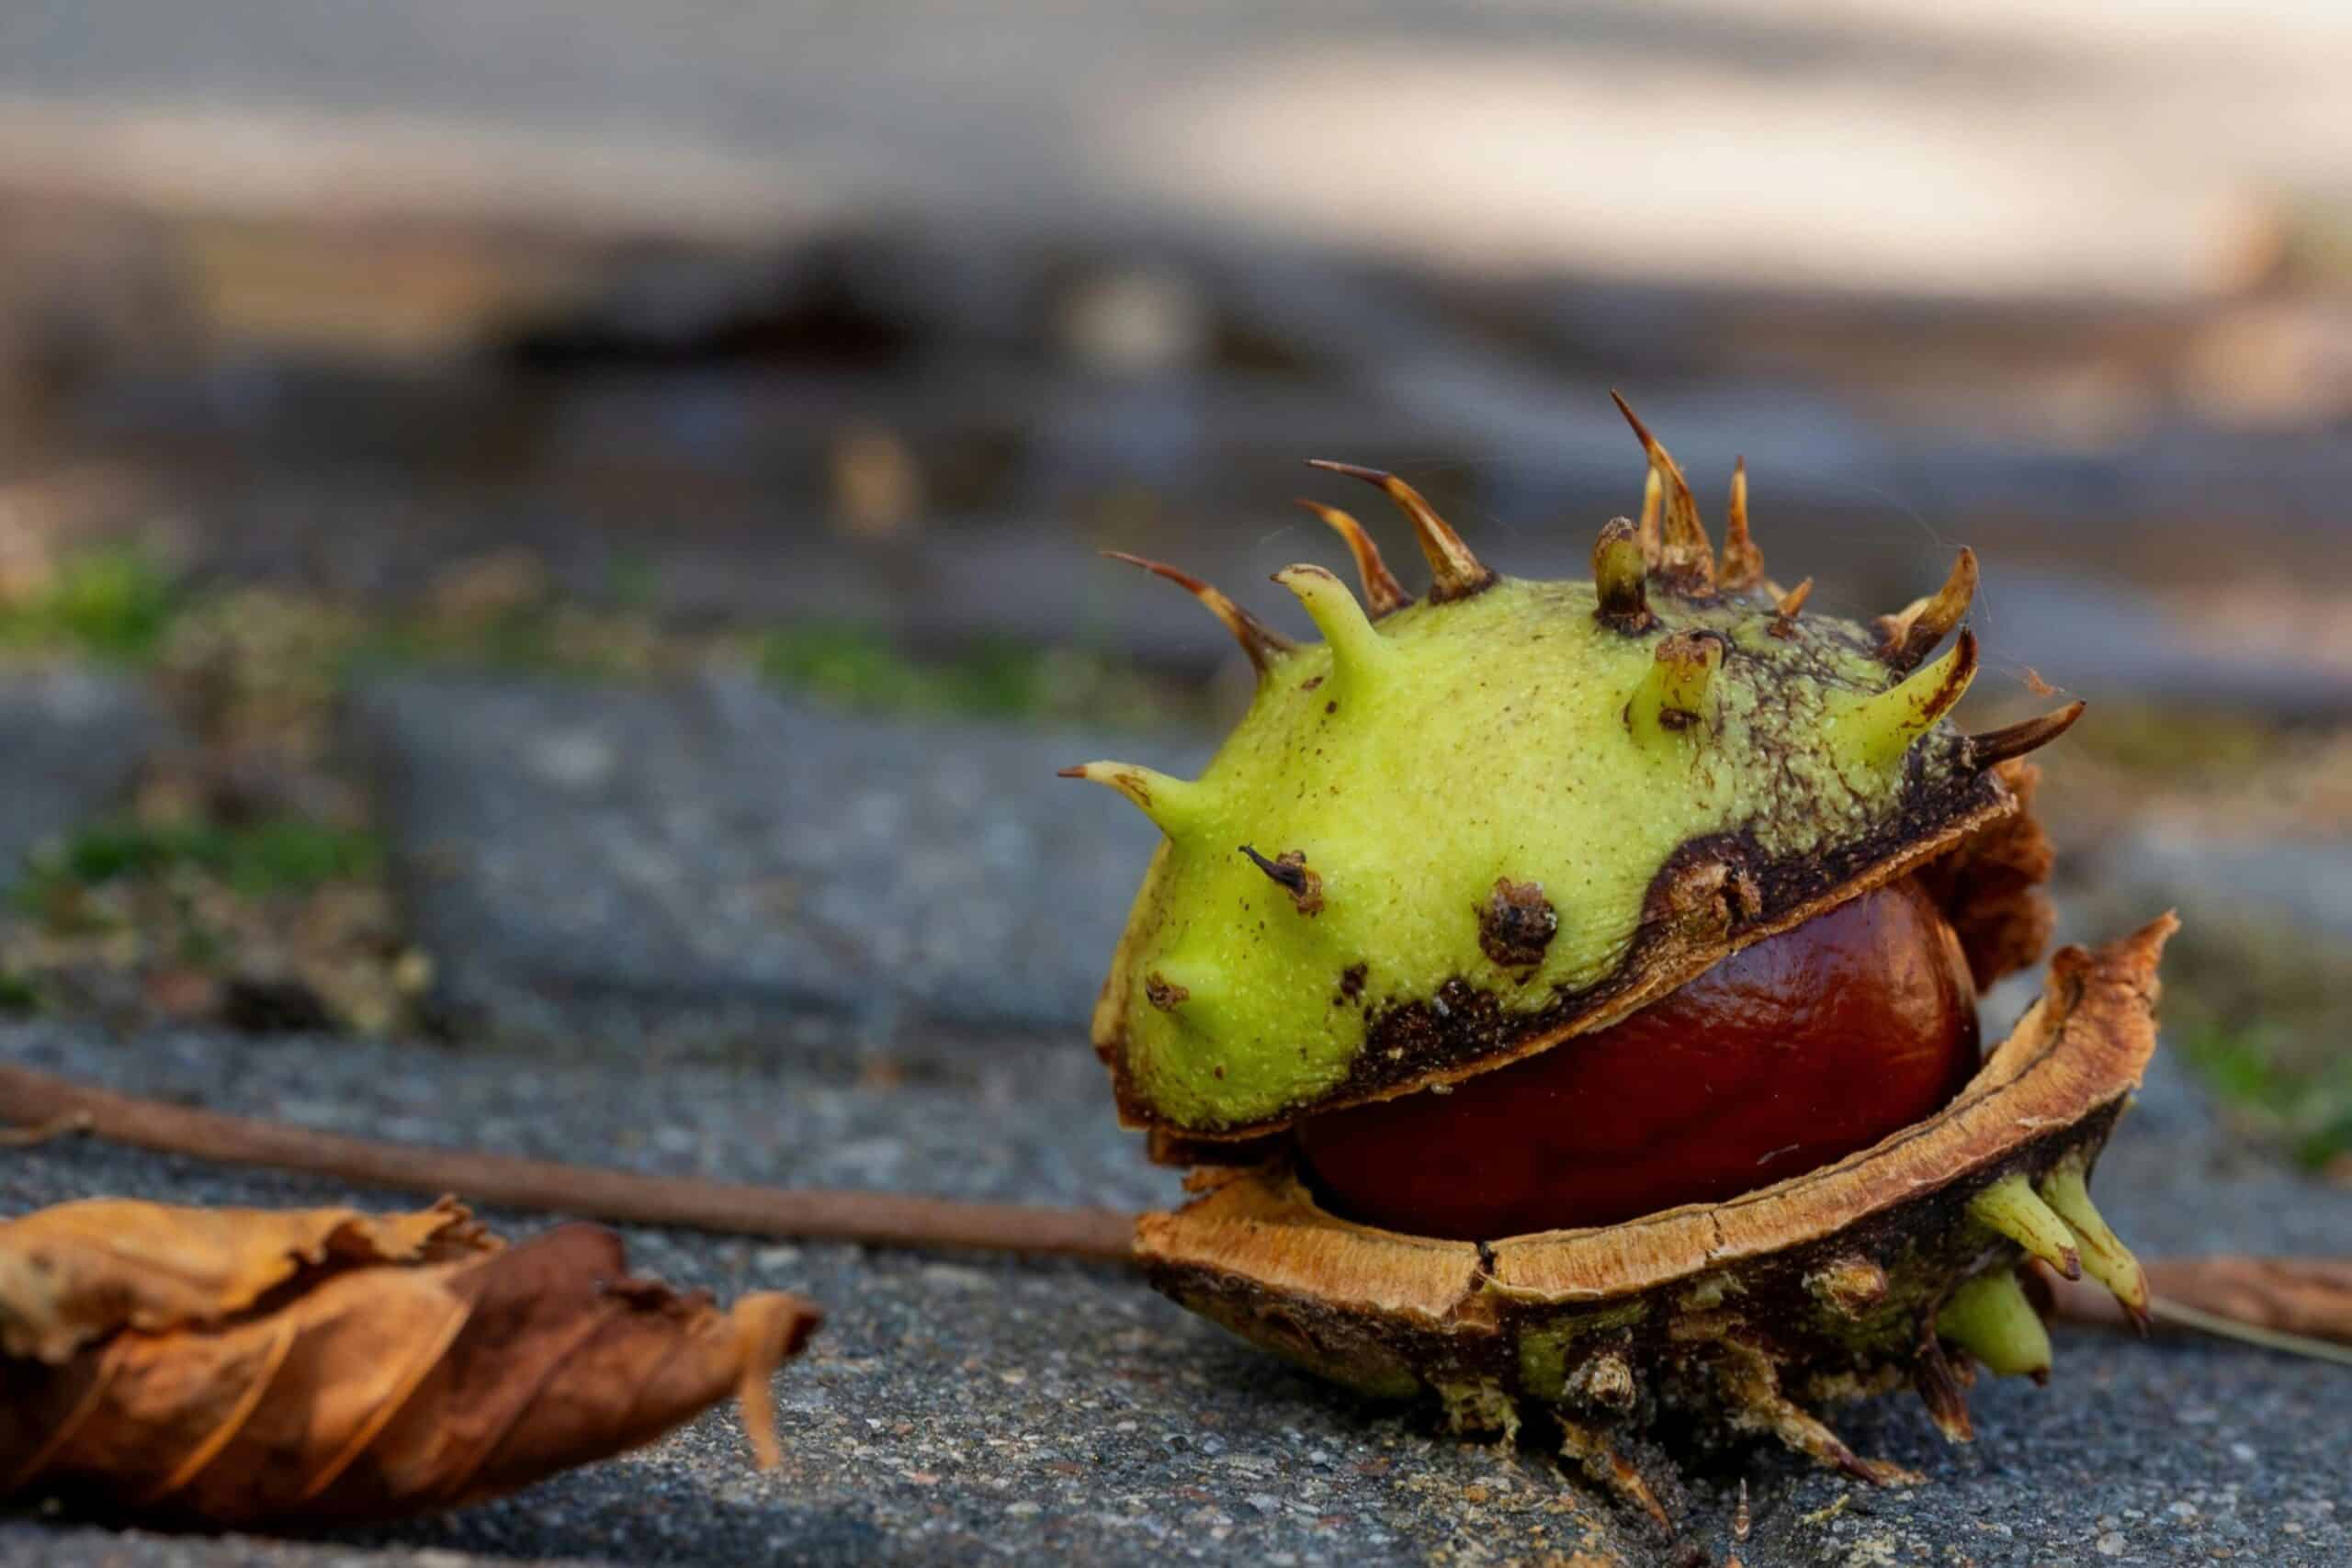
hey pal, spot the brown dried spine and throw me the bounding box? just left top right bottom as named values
left=1102, top=550, right=1295, bottom=674
left=1476, top=879, right=1559, bottom=969
left=1295, top=500, right=1411, bottom=618
left=1305, top=461, right=1496, bottom=603
left=1239, top=846, right=1325, bottom=916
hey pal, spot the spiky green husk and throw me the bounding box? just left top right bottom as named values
left=1102, top=578, right=1984, bottom=1133
left=1077, top=412, right=2022, bottom=1136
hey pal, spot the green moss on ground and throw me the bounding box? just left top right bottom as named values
left=19, top=818, right=385, bottom=908
left=2165, top=917, right=2352, bottom=1170
left=0, top=547, right=177, bottom=663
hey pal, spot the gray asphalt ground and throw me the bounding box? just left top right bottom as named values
left=348, top=673, right=1206, bottom=1048
left=1, top=1019, right=2346, bottom=1568
left=0, top=668, right=168, bottom=885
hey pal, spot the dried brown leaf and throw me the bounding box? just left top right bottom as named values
left=0, top=1199, right=820, bottom=1528
left=2048, top=1256, right=2352, bottom=1364
left=2144, top=1256, right=2352, bottom=1344
left=0, top=1195, right=493, bottom=1363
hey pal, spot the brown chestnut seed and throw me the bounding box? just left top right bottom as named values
left=1296, top=876, right=1979, bottom=1238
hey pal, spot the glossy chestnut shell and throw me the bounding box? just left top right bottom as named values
left=1296, top=875, right=1981, bottom=1237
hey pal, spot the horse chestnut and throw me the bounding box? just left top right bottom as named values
left=1295, top=875, right=1981, bottom=1237
left=1071, top=397, right=2161, bottom=1497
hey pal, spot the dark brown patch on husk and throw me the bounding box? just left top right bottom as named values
left=1478, top=879, right=1559, bottom=969
left=1239, top=846, right=1325, bottom=916
left=1136, top=917, right=2171, bottom=1477
left=1144, top=973, right=1190, bottom=1011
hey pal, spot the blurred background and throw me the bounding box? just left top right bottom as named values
left=0, top=2, right=2344, bottom=1171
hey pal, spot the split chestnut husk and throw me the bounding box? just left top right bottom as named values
left=1141, top=917, right=2171, bottom=1501
left=1065, top=398, right=2167, bottom=1498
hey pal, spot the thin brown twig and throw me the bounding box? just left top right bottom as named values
left=5, top=1059, right=2345, bottom=1361
left=0, top=1063, right=1138, bottom=1266
left=0, top=1109, right=93, bottom=1147
left=2046, top=1259, right=2352, bottom=1362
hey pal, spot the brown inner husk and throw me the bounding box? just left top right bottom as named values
left=1136, top=909, right=2172, bottom=1353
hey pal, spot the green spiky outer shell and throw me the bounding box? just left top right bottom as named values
left=1091, top=572, right=2003, bottom=1137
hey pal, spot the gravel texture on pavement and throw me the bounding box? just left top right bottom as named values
left=0, top=666, right=169, bottom=894
left=348, top=671, right=1209, bottom=1052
